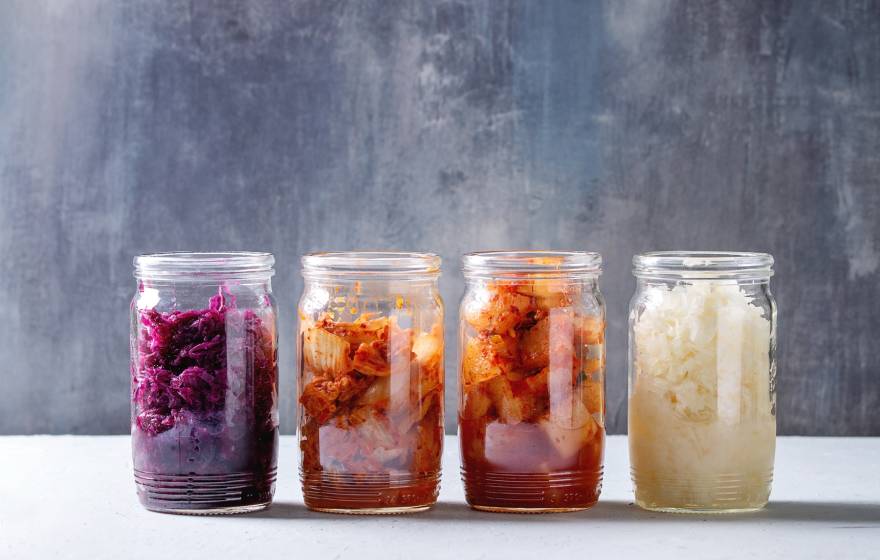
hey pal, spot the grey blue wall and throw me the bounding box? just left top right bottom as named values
left=1, top=0, right=878, bottom=435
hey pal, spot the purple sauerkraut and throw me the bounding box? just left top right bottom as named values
left=131, top=292, right=278, bottom=510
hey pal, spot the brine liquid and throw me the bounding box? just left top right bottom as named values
left=132, top=423, right=278, bottom=514
left=460, top=419, right=603, bottom=511
left=135, top=470, right=276, bottom=514
left=629, top=387, right=775, bottom=513
left=300, top=471, right=440, bottom=513
left=299, top=412, right=443, bottom=514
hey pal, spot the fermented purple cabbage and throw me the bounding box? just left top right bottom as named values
left=131, top=292, right=278, bottom=511
left=133, top=293, right=276, bottom=435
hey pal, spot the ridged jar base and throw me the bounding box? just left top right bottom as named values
left=631, top=468, right=772, bottom=513
left=301, top=471, right=440, bottom=514
left=134, top=468, right=277, bottom=514
left=309, top=505, right=432, bottom=515
left=462, top=468, right=603, bottom=512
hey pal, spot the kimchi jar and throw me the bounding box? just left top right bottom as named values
left=629, top=252, right=776, bottom=513
left=297, top=252, right=444, bottom=514
left=131, top=252, right=279, bottom=514
left=459, top=251, right=605, bottom=513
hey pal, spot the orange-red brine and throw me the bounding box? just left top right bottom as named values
left=459, top=278, right=605, bottom=512
left=298, top=312, right=443, bottom=513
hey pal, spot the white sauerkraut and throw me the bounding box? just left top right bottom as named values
left=629, top=282, right=775, bottom=511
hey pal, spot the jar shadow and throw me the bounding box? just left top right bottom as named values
left=407, top=500, right=880, bottom=526
left=240, top=500, right=880, bottom=526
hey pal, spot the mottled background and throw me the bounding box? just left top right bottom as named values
left=1, top=0, right=878, bottom=435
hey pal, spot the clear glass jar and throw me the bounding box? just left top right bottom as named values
left=130, top=252, right=279, bottom=514
left=459, top=251, right=605, bottom=513
left=297, top=252, right=444, bottom=514
left=628, top=252, right=776, bottom=513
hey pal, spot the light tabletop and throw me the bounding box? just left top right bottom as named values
left=1, top=435, right=878, bottom=559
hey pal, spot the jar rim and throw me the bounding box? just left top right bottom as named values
left=302, top=251, right=441, bottom=276
left=134, top=252, right=275, bottom=280
left=462, top=250, right=602, bottom=276
left=633, top=251, right=773, bottom=280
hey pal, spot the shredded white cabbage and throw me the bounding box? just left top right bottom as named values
left=629, top=282, right=775, bottom=510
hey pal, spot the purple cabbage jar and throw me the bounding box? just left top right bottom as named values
left=130, top=252, right=279, bottom=514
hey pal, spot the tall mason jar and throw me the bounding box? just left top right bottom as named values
left=628, top=252, right=776, bottom=513
left=297, top=252, right=444, bottom=514
left=130, top=252, right=279, bottom=514
left=459, top=251, right=605, bottom=512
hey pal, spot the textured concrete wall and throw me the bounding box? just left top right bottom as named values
left=1, top=0, right=878, bottom=435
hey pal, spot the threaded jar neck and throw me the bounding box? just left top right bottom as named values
left=134, top=252, right=275, bottom=282
left=301, top=252, right=441, bottom=281
left=633, top=251, right=774, bottom=282
left=462, top=250, right=602, bottom=280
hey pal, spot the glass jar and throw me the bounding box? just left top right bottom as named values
left=297, top=252, right=444, bottom=514
left=130, top=252, right=279, bottom=514
left=628, top=252, right=776, bottom=513
left=459, top=251, right=605, bottom=512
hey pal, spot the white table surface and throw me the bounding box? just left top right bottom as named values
left=1, top=435, right=878, bottom=559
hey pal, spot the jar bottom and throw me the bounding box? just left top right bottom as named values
left=635, top=502, right=767, bottom=514
left=631, top=468, right=772, bottom=514
left=309, top=504, right=432, bottom=515
left=135, top=468, right=277, bottom=514
left=462, top=468, right=603, bottom=512
left=144, top=502, right=272, bottom=515
left=471, top=505, right=595, bottom=514
left=301, top=471, right=440, bottom=513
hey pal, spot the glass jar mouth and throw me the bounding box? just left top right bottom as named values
left=462, top=250, right=602, bottom=278
left=633, top=251, right=773, bottom=280
left=302, top=251, right=441, bottom=278
left=134, top=252, right=275, bottom=280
